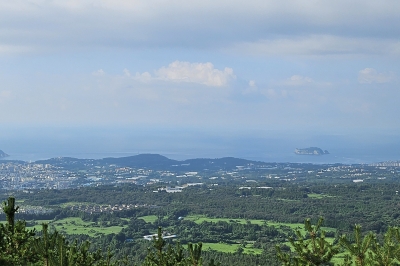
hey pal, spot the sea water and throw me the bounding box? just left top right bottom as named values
left=1, top=127, right=399, bottom=164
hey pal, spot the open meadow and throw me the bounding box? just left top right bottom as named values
left=27, top=217, right=127, bottom=237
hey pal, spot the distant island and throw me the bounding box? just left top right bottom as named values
left=0, top=150, right=9, bottom=158
left=295, top=147, right=329, bottom=155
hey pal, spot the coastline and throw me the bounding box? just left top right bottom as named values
left=1, top=150, right=399, bottom=165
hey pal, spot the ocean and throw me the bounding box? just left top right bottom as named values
left=1, top=127, right=400, bottom=164
left=3, top=151, right=397, bottom=165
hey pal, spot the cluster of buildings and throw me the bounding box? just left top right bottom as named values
left=69, top=203, right=154, bottom=214
left=155, top=183, right=204, bottom=193
left=0, top=162, right=76, bottom=190
left=1, top=158, right=400, bottom=192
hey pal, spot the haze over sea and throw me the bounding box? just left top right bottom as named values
left=1, top=127, right=399, bottom=165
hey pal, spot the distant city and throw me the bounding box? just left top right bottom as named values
left=1, top=154, right=400, bottom=192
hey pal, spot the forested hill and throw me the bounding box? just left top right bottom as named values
left=35, top=154, right=263, bottom=171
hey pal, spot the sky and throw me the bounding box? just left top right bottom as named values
left=1, top=1, right=400, bottom=159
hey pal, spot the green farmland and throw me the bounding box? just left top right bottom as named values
left=28, top=217, right=127, bottom=237
left=202, top=242, right=263, bottom=255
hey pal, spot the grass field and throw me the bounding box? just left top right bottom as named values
left=202, top=242, right=263, bottom=254
left=307, top=193, right=335, bottom=199
left=185, top=215, right=336, bottom=234
left=59, top=201, right=95, bottom=207
left=138, top=215, right=158, bottom=223
left=27, top=217, right=127, bottom=237
left=185, top=215, right=267, bottom=225
left=276, top=198, right=300, bottom=202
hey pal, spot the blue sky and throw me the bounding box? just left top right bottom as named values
left=1, top=0, right=400, bottom=143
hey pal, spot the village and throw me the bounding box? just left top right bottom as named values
left=0, top=156, right=400, bottom=193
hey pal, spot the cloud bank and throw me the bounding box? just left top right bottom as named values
left=1, top=1, right=400, bottom=56
left=155, top=61, right=235, bottom=87
left=358, top=68, right=394, bottom=84
left=0, top=1, right=400, bottom=134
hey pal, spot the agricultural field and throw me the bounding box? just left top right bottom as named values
left=27, top=217, right=127, bottom=237
left=138, top=215, right=158, bottom=223
left=59, top=201, right=94, bottom=208
left=185, top=215, right=336, bottom=234
left=185, top=215, right=268, bottom=225
left=202, top=242, right=263, bottom=255
left=307, top=193, right=335, bottom=199
left=8, top=180, right=400, bottom=265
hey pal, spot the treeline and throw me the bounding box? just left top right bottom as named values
left=13, top=183, right=400, bottom=232
left=5, top=196, right=400, bottom=265
left=5, top=182, right=400, bottom=265
left=276, top=217, right=400, bottom=265
left=0, top=196, right=280, bottom=266
left=0, top=197, right=221, bottom=266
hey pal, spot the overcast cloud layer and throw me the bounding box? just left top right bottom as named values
left=0, top=0, right=399, bottom=137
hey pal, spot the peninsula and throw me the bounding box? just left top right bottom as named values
left=295, top=147, right=329, bottom=155
left=0, top=150, right=9, bottom=158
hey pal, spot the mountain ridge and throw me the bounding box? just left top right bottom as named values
left=35, top=153, right=263, bottom=171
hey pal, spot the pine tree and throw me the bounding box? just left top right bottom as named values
left=340, top=225, right=374, bottom=266
left=188, top=242, right=203, bottom=266
left=2, top=197, right=18, bottom=232
left=0, top=196, right=126, bottom=266
left=368, top=227, right=400, bottom=266
left=276, top=217, right=339, bottom=266
left=0, top=197, right=39, bottom=265
left=33, top=223, right=60, bottom=266
left=143, top=227, right=210, bottom=266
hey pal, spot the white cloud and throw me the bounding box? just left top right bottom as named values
left=230, top=35, right=400, bottom=57
left=129, top=61, right=235, bottom=87
left=2, top=1, right=400, bottom=56
left=0, top=45, right=32, bottom=56
left=85, top=65, right=234, bottom=109
left=121, top=69, right=151, bottom=82
left=133, top=71, right=152, bottom=83
left=242, top=80, right=258, bottom=95
left=155, top=61, right=235, bottom=87
left=358, top=68, right=394, bottom=84
left=123, top=68, right=131, bottom=76
left=283, top=75, right=313, bottom=86
left=2, top=1, right=400, bottom=131
left=92, top=69, right=105, bottom=76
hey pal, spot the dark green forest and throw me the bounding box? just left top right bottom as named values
left=3, top=181, right=400, bottom=265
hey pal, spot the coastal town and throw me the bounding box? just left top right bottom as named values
left=1, top=154, right=400, bottom=192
